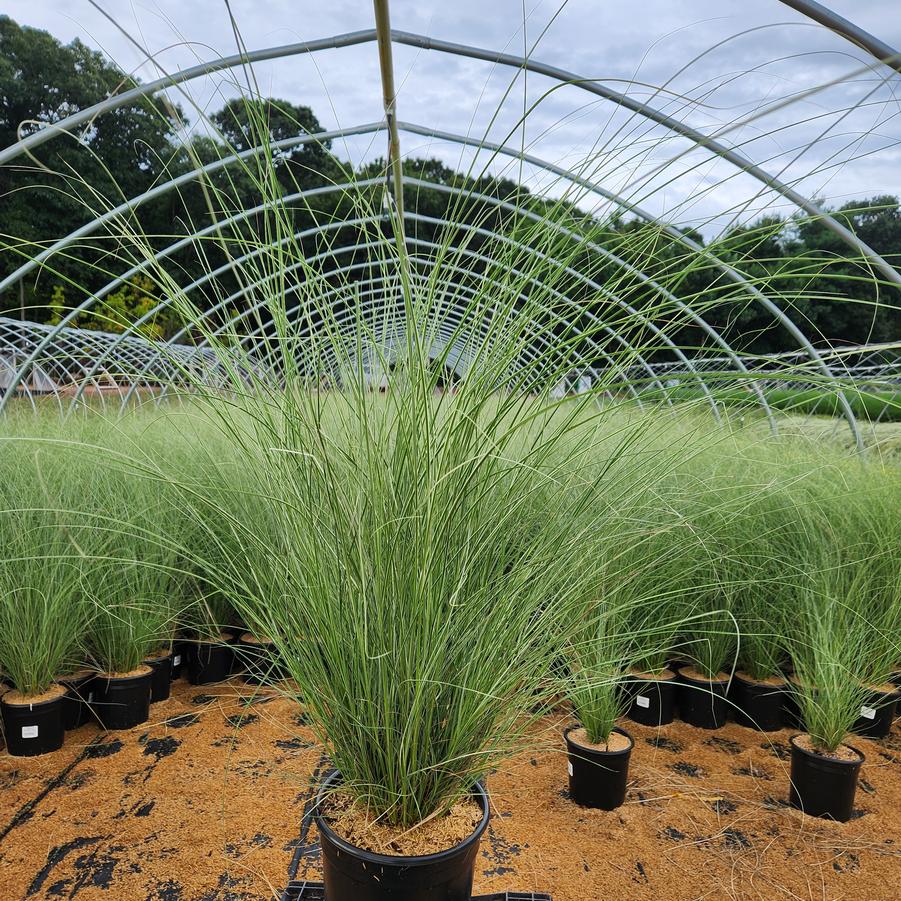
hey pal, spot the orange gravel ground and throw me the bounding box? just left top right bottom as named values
left=1, top=678, right=899, bottom=901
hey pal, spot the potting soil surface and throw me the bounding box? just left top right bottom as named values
left=1, top=678, right=899, bottom=900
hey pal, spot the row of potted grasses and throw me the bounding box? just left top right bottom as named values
left=0, top=399, right=899, bottom=897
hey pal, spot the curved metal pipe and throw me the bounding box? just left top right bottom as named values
left=68, top=176, right=733, bottom=417
left=777, top=0, right=901, bottom=74
left=115, top=243, right=662, bottom=411
left=1, top=26, right=895, bottom=293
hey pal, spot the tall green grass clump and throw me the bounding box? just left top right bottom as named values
left=11, top=24, right=901, bottom=834
left=72, top=427, right=190, bottom=674
left=0, top=443, right=93, bottom=696
left=785, top=458, right=901, bottom=751
left=132, top=95, right=740, bottom=827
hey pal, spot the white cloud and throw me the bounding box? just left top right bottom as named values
left=4, top=0, right=901, bottom=234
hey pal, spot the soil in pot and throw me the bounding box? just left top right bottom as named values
left=624, top=668, right=677, bottom=727
left=564, top=725, right=633, bottom=810
left=186, top=634, right=234, bottom=685
left=730, top=671, right=786, bottom=732
left=93, top=666, right=153, bottom=730
left=788, top=733, right=863, bottom=822
left=59, top=669, right=96, bottom=730
left=314, top=769, right=490, bottom=901
left=144, top=649, right=173, bottom=703
left=0, top=683, right=67, bottom=756
left=853, top=683, right=899, bottom=739
left=677, top=667, right=730, bottom=729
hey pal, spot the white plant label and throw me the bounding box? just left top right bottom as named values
left=172, top=655, right=182, bottom=667
left=567, top=762, right=573, bottom=777
left=636, top=695, right=650, bottom=709
left=21, top=725, right=39, bottom=739
left=860, top=705, right=876, bottom=720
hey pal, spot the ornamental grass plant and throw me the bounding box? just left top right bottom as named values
left=0, top=443, right=93, bottom=696
left=782, top=456, right=901, bottom=752
left=7, top=13, right=901, bottom=835
left=68, top=427, right=191, bottom=674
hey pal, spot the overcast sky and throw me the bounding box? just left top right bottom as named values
left=5, top=1, right=901, bottom=236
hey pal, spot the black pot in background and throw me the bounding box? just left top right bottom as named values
left=59, top=670, right=96, bottom=730
left=222, top=627, right=246, bottom=673
left=186, top=635, right=234, bottom=685
left=93, top=667, right=153, bottom=730
left=234, top=633, right=286, bottom=685
left=624, top=670, right=677, bottom=727
left=564, top=725, right=633, bottom=810
left=853, top=686, right=899, bottom=739
left=730, top=672, right=786, bottom=732
left=677, top=668, right=730, bottom=729
left=1, top=685, right=67, bottom=756
left=789, top=734, right=863, bottom=822
left=314, top=769, right=490, bottom=901
left=144, top=651, right=173, bottom=703
left=169, top=639, right=188, bottom=681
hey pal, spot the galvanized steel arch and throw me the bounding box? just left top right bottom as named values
left=100, top=205, right=719, bottom=418
left=111, top=240, right=667, bottom=412
left=0, top=23, right=892, bottom=443
left=0, top=29, right=895, bottom=284
left=50, top=165, right=753, bottom=423
left=0, top=119, right=837, bottom=434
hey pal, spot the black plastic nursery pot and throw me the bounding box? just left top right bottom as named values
left=730, top=672, right=786, bottom=732
left=223, top=627, right=247, bottom=673
left=788, top=734, right=863, bottom=822
left=93, top=666, right=153, bottom=730
left=59, top=670, right=96, bottom=730
left=0, top=684, right=67, bottom=756
left=853, top=685, right=900, bottom=739
left=169, top=639, right=188, bottom=681
left=234, top=633, right=283, bottom=685
left=186, top=634, right=234, bottom=685
left=624, top=669, right=677, bottom=727
left=564, top=725, right=633, bottom=810
left=144, top=650, right=173, bottom=703
left=677, top=667, right=729, bottom=729
left=314, top=769, right=490, bottom=901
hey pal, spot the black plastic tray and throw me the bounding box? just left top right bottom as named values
left=281, top=883, right=551, bottom=901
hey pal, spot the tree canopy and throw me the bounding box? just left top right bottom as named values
left=0, top=15, right=898, bottom=355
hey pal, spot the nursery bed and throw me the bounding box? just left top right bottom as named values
left=1, top=680, right=899, bottom=901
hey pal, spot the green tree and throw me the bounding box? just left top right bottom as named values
left=0, top=15, right=183, bottom=320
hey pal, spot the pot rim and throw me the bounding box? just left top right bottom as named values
left=98, top=665, right=153, bottom=683
left=678, top=667, right=731, bottom=686
left=59, top=670, right=95, bottom=688
left=626, top=667, right=677, bottom=682
left=789, top=733, right=865, bottom=766
left=313, top=769, right=490, bottom=867
left=564, top=724, right=634, bottom=756
left=733, top=671, right=787, bottom=689
left=865, top=684, right=901, bottom=699
left=1, top=683, right=67, bottom=708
